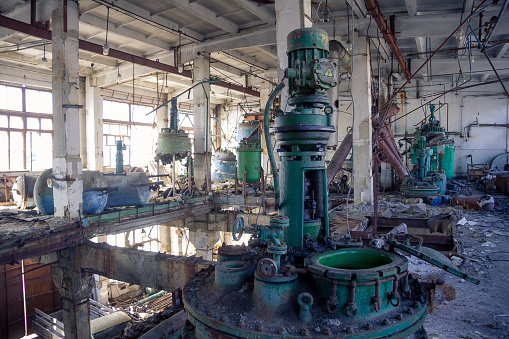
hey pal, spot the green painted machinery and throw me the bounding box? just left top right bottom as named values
left=402, top=104, right=453, bottom=197
left=236, top=137, right=262, bottom=183
left=155, top=99, right=192, bottom=164
left=271, top=27, right=336, bottom=251
left=181, top=28, right=480, bottom=339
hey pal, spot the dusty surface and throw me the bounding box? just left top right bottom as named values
left=424, top=211, right=509, bottom=339
left=330, top=194, right=509, bottom=338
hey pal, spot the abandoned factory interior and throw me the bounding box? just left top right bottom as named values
left=1, top=0, right=509, bottom=338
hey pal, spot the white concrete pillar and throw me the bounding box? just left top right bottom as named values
left=275, top=0, right=312, bottom=109
left=53, top=247, right=91, bottom=339
left=79, top=77, right=87, bottom=168
left=351, top=35, right=373, bottom=203
left=189, top=228, right=219, bottom=261
left=85, top=77, right=103, bottom=171
left=193, top=55, right=211, bottom=191
left=51, top=0, right=83, bottom=218
left=156, top=93, right=169, bottom=131
left=159, top=223, right=182, bottom=256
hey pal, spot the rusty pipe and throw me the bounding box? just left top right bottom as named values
left=380, top=126, right=400, bottom=159
left=326, top=131, right=353, bottom=185
left=363, top=0, right=411, bottom=80
left=377, top=138, right=409, bottom=179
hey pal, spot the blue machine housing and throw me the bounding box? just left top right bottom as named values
left=34, top=169, right=108, bottom=215
left=103, top=172, right=151, bottom=207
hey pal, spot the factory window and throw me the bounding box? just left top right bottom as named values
left=0, top=84, right=53, bottom=171
left=102, top=100, right=155, bottom=169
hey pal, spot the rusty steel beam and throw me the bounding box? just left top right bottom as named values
left=75, top=241, right=215, bottom=291
left=0, top=200, right=215, bottom=266
left=363, top=0, right=411, bottom=80
left=0, top=15, right=260, bottom=97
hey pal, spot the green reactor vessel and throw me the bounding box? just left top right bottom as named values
left=182, top=27, right=475, bottom=339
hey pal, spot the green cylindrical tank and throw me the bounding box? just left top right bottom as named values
left=237, top=138, right=262, bottom=183
left=443, top=144, right=455, bottom=179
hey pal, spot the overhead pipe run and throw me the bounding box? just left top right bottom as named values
left=363, top=0, right=411, bottom=80
left=329, top=40, right=351, bottom=73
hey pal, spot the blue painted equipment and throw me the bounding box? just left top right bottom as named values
left=34, top=169, right=108, bottom=215
left=237, top=121, right=260, bottom=143
left=211, top=150, right=237, bottom=183
left=103, top=172, right=151, bottom=207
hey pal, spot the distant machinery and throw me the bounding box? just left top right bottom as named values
left=211, top=149, right=237, bottom=183
left=402, top=104, right=454, bottom=197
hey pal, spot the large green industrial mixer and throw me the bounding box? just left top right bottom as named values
left=182, top=27, right=477, bottom=339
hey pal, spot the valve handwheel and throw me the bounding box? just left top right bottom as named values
left=232, top=216, right=245, bottom=241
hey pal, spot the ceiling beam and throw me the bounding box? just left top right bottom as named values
left=80, top=13, right=172, bottom=51
left=231, top=0, right=275, bottom=25
left=80, top=3, right=101, bottom=15
left=404, top=0, right=417, bottom=16
left=496, top=43, right=509, bottom=58
left=181, top=26, right=275, bottom=62
left=345, top=0, right=367, bottom=18
left=161, top=0, right=238, bottom=34
left=92, top=0, right=203, bottom=42
left=0, top=15, right=259, bottom=97
left=256, top=45, right=277, bottom=59
left=415, top=36, right=426, bottom=60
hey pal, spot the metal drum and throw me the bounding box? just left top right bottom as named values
left=237, top=121, right=260, bottom=143
left=12, top=174, right=37, bottom=209
left=34, top=169, right=108, bottom=215
left=211, top=150, right=237, bottom=183
left=236, top=140, right=262, bottom=183
left=103, top=172, right=151, bottom=207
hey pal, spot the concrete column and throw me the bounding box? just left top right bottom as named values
left=85, top=77, right=103, bottom=171
left=51, top=0, right=83, bottom=218
left=275, top=0, right=312, bottom=109
left=189, top=228, right=219, bottom=261
left=192, top=55, right=211, bottom=191
left=53, top=247, right=92, bottom=339
left=159, top=222, right=182, bottom=256
left=351, top=35, right=373, bottom=203
left=156, top=93, right=169, bottom=131
left=79, top=77, right=87, bottom=168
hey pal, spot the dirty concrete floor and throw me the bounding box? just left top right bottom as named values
left=329, top=194, right=509, bottom=338
left=424, top=211, right=509, bottom=339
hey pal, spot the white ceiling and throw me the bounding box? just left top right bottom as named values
left=0, top=0, right=508, bottom=104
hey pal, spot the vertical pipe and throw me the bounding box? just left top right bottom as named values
left=172, top=154, right=176, bottom=197
left=21, top=260, right=27, bottom=336
left=264, top=82, right=285, bottom=209
left=31, top=0, right=36, bottom=26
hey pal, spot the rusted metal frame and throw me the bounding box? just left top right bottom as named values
left=0, top=15, right=260, bottom=98
left=351, top=230, right=453, bottom=251
left=373, top=0, right=489, bottom=136
left=482, top=50, right=509, bottom=98
left=363, top=0, right=411, bottom=80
